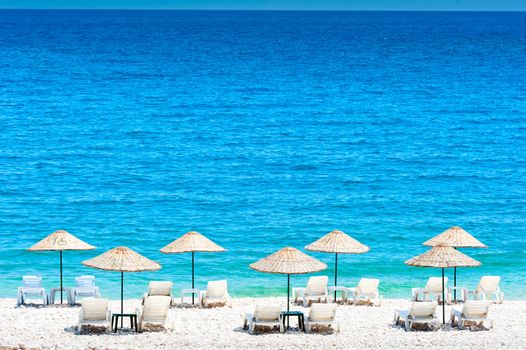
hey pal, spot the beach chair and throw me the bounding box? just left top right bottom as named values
left=305, top=303, right=340, bottom=333
left=78, top=298, right=111, bottom=332
left=243, top=305, right=284, bottom=334
left=71, top=275, right=100, bottom=304
left=412, top=277, right=450, bottom=304
left=199, top=280, right=230, bottom=308
left=394, top=301, right=440, bottom=331
left=292, top=276, right=329, bottom=307
left=136, top=295, right=173, bottom=332
left=450, top=300, right=493, bottom=330
left=17, top=275, right=47, bottom=306
left=466, top=276, right=503, bottom=304
left=142, top=281, right=173, bottom=305
left=347, top=278, right=382, bottom=306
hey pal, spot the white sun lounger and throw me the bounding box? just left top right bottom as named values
left=136, top=295, right=173, bottom=332
left=412, top=277, right=451, bottom=304
left=17, top=275, right=47, bottom=306
left=142, top=281, right=173, bottom=305
left=394, top=301, right=440, bottom=331
left=450, top=300, right=493, bottom=330
left=292, top=276, right=329, bottom=307
left=466, top=276, right=503, bottom=304
left=347, top=278, right=382, bottom=306
left=243, top=305, right=284, bottom=334
left=305, top=303, right=340, bottom=333
left=199, top=280, right=230, bottom=308
left=78, top=298, right=111, bottom=332
left=71, top=275, right=100, bottom=304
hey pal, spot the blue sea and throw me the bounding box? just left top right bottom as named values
left=0, top=10, right=525, bottom=300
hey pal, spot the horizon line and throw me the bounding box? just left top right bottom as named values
left=0, top=8, right=525, bottom=12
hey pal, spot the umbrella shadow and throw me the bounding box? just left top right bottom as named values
left=15, top=303, right=47, bottom=309
left=66, top=325, right=139, bottom=336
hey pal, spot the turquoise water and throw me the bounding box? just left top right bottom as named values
left=0, top=10, right=525, bottom=299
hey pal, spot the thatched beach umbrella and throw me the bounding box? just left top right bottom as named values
left=250, top=247, right=327, bottom=312
left=306, top=229, right=369, bottom=298
left=423, top=226, right=486, bottom=300
left=83, top=246, right=160, bottom=324
left=405, top=243, right=480, bottom=325
left=29, top=230, right=95, bottom=304
left=160, top=231, right=224, bottom=304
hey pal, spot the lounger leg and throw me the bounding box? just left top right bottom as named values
left=405, top=320, right=411, bottom=332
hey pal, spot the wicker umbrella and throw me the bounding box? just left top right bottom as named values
left=28, top=230, right=95, bottom=304
left=423, top=226, right=486, bottom=301
left=250, top=247, right=327, bottom=312
left=306, top=229, right=369, bottom=299
left=160, top=231, right=224, bottom=304
left=82, top=246, right=161, bottom=323
left=405, top=243, right=480, bottom=325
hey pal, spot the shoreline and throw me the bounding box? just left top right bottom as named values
left=1, top=297, right=524, bottom=350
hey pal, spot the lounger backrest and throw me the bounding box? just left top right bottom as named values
left=76, top=275, right=96, bottom=287
left=142, top=296, right=171, bottom=321
left=356, top=278, right=380, bottom=294
left=462, top=301, right=491, bottom=318
left=207, top=280, right=228, bottom=298
left=424, top=277, right=447, bottom=293
left=410, top=301, right=437, bottom=318
left=81, top=298, right=108, bottom=321
left=306, top=276, right=328, bottom=295
left=254, top=305, right=281, bottom=322
left=22, top=275, right=42, bottom=288
left=308, top=303, right=337, bottom=321
left=148, top=281, right=173, bottom=296
left=477, top=276, right=500, bottom=292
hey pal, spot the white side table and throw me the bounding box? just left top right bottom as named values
left=292, top=288, right=305, bottom=303
left=180, top=288, right=200, bottom=306
left=49, top=287, right=73, bottom=305
left=450, top=286, right=466, bottom=302
left=328, top=286, right=348, bottom=303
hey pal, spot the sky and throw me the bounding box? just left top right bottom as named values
left=0, top=0, right=525, bottom=10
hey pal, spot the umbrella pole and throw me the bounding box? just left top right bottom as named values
left=442, top=268, right=445, bottom=326
left=334, top=252, right=338, bottom=301
left=454, top=267, right=457, bottom=302
left=121, top=271, right=124, bottom=327
left=287, top=274, right=290, bottom=328
left=192, top=252, right=195, bottom=305
left=453, top=247, right=457, bottom=302
left=60, top=251, right=63, bottom=304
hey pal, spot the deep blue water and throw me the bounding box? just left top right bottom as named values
left=0, top=10, right=525, bottom=300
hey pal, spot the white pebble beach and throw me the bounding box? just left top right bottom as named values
left=0, top=297, right=522, bottom=350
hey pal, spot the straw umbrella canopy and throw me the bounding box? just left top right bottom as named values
left=250, top=247, right=327, bottom=312
left=306, top=229, right=369, bottom=297
left=405, top=243, right=480, bottom=325
left=423, top=226, right=487, bottom=300
left=28, top=230, right=95, bottom=304
left=160, top=231, right=224, bottom=304
left=82, top=246, right=161, bottom=320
